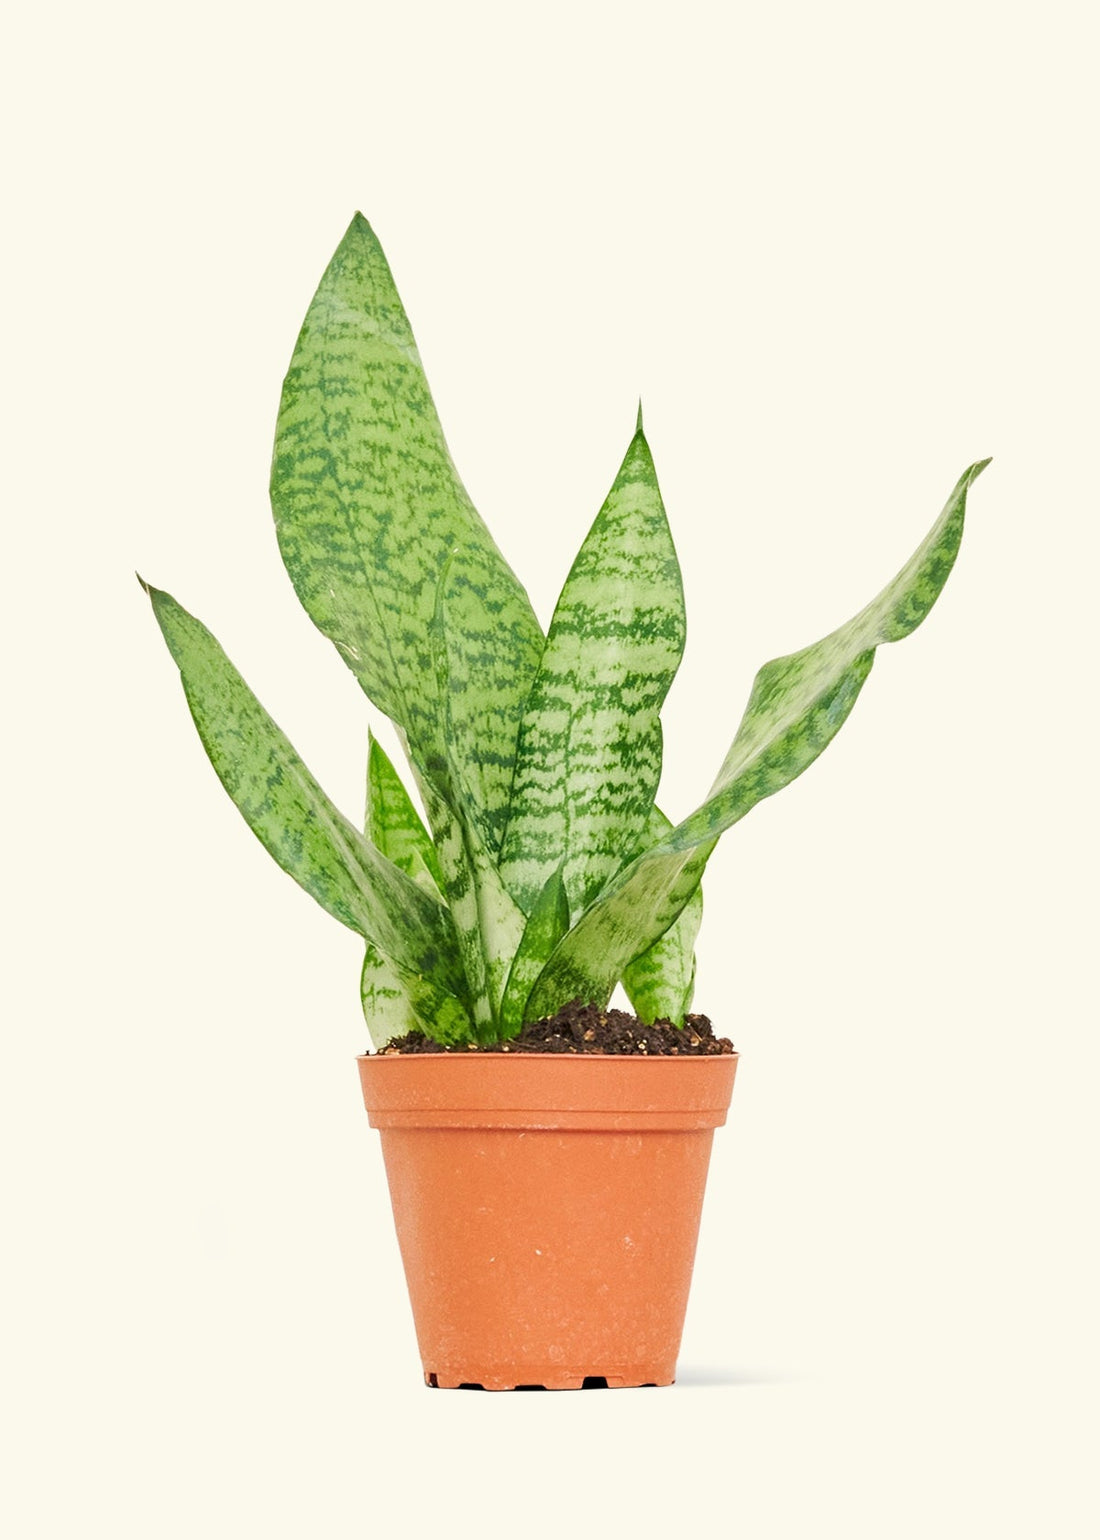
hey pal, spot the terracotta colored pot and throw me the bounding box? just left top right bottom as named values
left=358, top=1051, right=738, bottom=1390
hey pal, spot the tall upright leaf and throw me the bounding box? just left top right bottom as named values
left=499, top=419, right=686, bottom=918
left=527, top=460, right=989, bottom=1018
left=141, top=580, right=466, bottom=1006
left=420, top=556, right=527, bottom=1034
left=270, top=213, right=542, bottom=851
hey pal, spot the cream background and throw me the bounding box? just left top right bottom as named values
left=4, top=2, right=1098, bottom=1535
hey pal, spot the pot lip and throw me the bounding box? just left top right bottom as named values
left=358, top=1048, right=737, bottom=1126
left=357, top=1049, right=738, bottom=1065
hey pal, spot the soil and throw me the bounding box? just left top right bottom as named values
left=378, top=999, right=735, bottom=1056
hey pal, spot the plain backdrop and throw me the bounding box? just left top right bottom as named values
left=4, top=2, right=1098, bottom=1536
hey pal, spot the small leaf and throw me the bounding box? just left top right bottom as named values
left=499, top=424, right=686, bottom=917
left=360, top=736, right=466, bottom=1046
left=360, top=946, right=416, bottom=1049
left=500, top=866, right=571, bottom=1032
left=270, top=214, right=541, bottom=851
left=360, top=945, right=473, bottom=1049
left=142, top=581, right=466, bottom=1003
left=527, top=461, right=989, bottom=1018
left=366, top=730, right=443, bottom=894
left=622, top=811, right=703, bottom=1025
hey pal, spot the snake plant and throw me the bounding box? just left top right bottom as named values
left=143, top=214, right=988, bottom=1047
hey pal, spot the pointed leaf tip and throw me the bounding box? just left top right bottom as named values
left=636, top=399, right=644, bottom=434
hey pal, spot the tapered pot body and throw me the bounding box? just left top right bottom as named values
left=358, top=1052, right=737, bottom=1390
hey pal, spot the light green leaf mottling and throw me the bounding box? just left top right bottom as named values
left=527, top=461, right=989, bottom=1019
left=500, top=866, right=571, bottom=1032
left=270, top=213, right=541, bottom=851
left=500, top=426, right=686, bottom=918
left=142, top=580, right=466, bottom=1005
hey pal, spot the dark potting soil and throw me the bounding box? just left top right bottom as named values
left=377, top=999, right=735, bottom=1056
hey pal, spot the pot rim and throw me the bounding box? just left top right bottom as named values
left=357, top=1049, right=738, bottom=1129
left=357, top=1049, right=739, bottom=1063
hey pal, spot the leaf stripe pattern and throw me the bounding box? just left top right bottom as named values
left=499, top=421, right=686, bottom=919
left=526, top=460, right=989, bottom=1019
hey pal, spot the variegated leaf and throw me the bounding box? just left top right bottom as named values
left=366, top=730, right=443, bottom=895
left=500, top=866, right=571, bottom=1032
left=527, top=460, right=989, bottom=1018
left=359, top=947, right=472, bottom=1049
left=270, top=213, right=541, bottom=852
left=417, top=556, right=527, bottom=1034
left=425, top=536, right=548, bottom=859
left=360, top=734, right=468, bottom=1046
left=621, top=809, right=703, bottom=1025
left=142, top=580, right=466, bottom=1003
left=499, top=418, right=686, bottom=917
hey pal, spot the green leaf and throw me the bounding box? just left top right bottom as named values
left=359, top=947, right=417, bottom=1048
left=499, top=424, right=686, bottom=918
left=500, top=866, right=571, bottom=1032
left=270, top=213, right=542, bottom=853
left=621, top=810, right=703, bottom=1025
left=366, top=730, right=443, bottom=895
left=360, top=734, right=471, bottom=1046
left=360, top=945, right=473, bottom=1049
left=527, top=460, right=989, bottom=1018
left=142, top=580, right=466, bottom=1003
left=417, top=556, right=527, bottom=1035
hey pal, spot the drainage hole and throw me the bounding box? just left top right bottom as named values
left=581, top=1376, right=609, bottom=1390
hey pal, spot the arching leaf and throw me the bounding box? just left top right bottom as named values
left=527, top=460, right=989, bottom=1018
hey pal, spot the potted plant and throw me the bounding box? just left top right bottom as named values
left=143, top=213, right=987, bottom=1390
